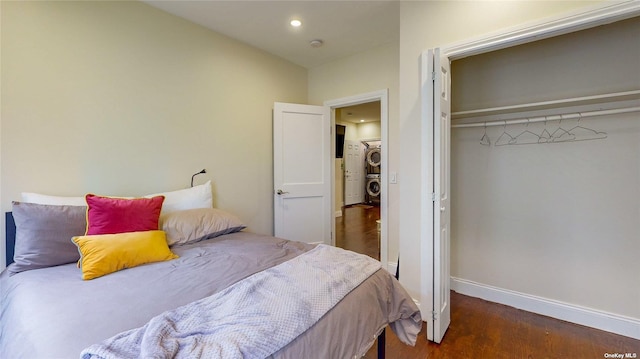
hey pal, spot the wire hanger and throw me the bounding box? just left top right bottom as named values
left=550, top=115, right=576, bottom=142
left=538, top=119, right=552, bottom=143
left=495, top=122, right=517, bottom=146
left=512, top=119, right=541, bottom=145
left=566, top=113, right=607, bottom=141
left=480, top=123, right=491, bottom=146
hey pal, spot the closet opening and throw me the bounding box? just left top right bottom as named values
left=448, top=15, right=640, bottom=338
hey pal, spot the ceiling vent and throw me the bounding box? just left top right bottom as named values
left=309, top=39, right=324, bottom=48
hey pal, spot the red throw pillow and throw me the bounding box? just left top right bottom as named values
left=85, top=194, right=165, bottom=235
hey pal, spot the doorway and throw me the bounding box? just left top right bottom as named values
left=325, top=89, right=389, bottom=269
left=334, top=101, right=382, bottom=260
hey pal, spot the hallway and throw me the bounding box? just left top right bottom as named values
left=335, top=204, right=380, bottom=260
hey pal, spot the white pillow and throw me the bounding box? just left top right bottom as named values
left=21, top=192, right=86, bottom=206
left=144, top=180, right=212, bottom=215
left=21, top=180, right=212, bottom=214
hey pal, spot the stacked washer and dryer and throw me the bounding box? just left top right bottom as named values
left=364, top=143, right=381, bottom=204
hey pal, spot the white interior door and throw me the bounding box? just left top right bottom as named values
left=273, top=102, right=331, bottom=245
left=423, top=48, right=451, bottom=343
left=344, top=140, right=364, bottom=206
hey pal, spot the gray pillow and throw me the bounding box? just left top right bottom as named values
left=161, top=208, right=246, bottom=246
left=9, top=202, right=87, bottom=275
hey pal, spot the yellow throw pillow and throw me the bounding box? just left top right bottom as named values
left=72, top=230, right=178, bottom=280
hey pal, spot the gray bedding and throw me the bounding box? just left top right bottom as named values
left=0, top=232, right=422, bottom=359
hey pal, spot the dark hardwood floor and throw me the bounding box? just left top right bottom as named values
left=336, top=205, right=640, bottom=358
left=335, top=204, right=381, bottom=260
left=365, top=291, right=639, bottom=358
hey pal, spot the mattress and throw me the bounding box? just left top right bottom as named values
left=0, top=231, right=422, bottom=358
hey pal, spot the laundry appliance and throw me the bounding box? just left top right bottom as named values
left=365, top=173, right=381, bottom=203
left=365, top=146, right=381, bottom=171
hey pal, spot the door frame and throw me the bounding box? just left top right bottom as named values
left=420, top=0, right=640, bottom=342
left=443, top=1, right=639, bottom=62
left=325, top=89, right=389, bottom=271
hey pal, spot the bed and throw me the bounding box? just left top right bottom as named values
left=0, top=184, right=421, bottom=358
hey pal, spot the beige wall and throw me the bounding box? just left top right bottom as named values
left=337, top=121, right=360, bottom=142
left=398, top=0, right=619, bottom=312
left=0, top=1, right=307, bottom=266
left=357, top=122, right=381, bottom=140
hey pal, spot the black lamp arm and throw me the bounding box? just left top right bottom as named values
left=190, top=169, right=207, bottom=187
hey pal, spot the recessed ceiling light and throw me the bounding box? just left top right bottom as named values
left=290, top=19, right=302, bottom=27
left=360, top=119, right=365, bottom=123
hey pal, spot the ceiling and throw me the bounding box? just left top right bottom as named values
left=143, top=0, right=399, bottom=69
left=338, top=101, right=380, bottom=123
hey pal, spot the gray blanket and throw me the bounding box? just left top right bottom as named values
left=80, top=244, right=381, bottom=359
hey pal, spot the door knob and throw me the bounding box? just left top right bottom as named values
left=276, top=189, right=289, bottom=195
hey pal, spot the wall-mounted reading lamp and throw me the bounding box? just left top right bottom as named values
left=191, top=169, right=206, bottom=187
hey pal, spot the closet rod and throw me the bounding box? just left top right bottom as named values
left=451, top=90, right=640, bottom=118
left=451, top=106, right=640, bottom=129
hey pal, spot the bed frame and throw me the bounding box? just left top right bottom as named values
left=4, top=211, right=387, bottom=358
left=5, top=212, right=15, bottom=267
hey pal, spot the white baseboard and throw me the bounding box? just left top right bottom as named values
left=335, top=210, right=342, bottom=217
left=451, top=276, right=640, bottom=340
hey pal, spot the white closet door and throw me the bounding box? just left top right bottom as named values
left=422, top=48, right=451, bottom=343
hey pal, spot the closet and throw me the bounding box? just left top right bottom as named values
left=449, top=16, right=639, bottom=324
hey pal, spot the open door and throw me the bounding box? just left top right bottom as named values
left=273, top=102, right=332, bottom=245
left=422, top=48, right=451, bottom=343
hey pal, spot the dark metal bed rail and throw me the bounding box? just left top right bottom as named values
left=375, top=255, right=399, bottom=359
left=5, top=212, right=15, bottom=267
